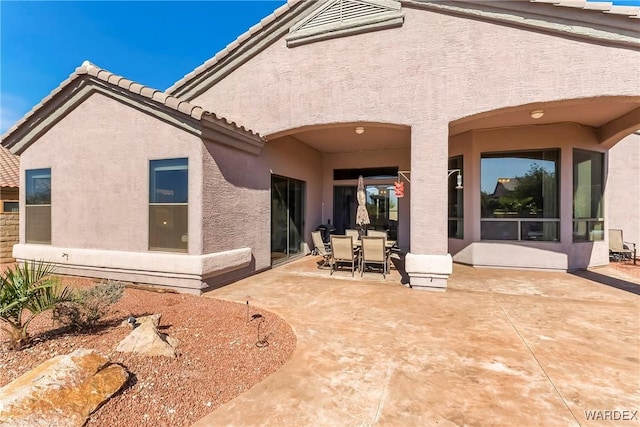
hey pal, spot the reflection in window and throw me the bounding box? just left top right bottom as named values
left=25, top=168, right=52, bottom=244
left=365, top=184, right=398, bottom=240
left=573, top=149, right=604, bottom=242
left=448, top=156, right=463, bottom=239
left=149, top=158, right=188, bottom=252
left=480, top=150, right=559, bottom=241
left=3, top=202, right=19, bottom=213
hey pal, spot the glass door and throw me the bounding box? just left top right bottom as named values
left=333, top=183, right=398, bottom=240
left=271, top=176, right=305, bottom=264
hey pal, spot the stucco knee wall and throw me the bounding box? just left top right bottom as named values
left=453, top=242, right=568, bottom=271
left=12, top=244, right=252, bottom=294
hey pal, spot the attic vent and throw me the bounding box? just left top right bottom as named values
left=304, top=1, right=390, bottom=29
left=287, top=0, right=404, bottom=47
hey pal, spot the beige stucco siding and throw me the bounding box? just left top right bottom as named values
left=201, top=140, right=271, bottom=271
left=607, top=133, right=640, bottom=249
left=19, top=92, right=204, bottom=254
left=263, top=136, right=324, bottom=254
left=192, top=6, right=639, bottom=259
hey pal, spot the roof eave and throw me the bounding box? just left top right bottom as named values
left=201, top=113, right=266, bottom=155
left=1, top=62, right=264, bottom=156
left=166, top=0, right=317, bottom=100
left=404, top=1, right=640, bottom=48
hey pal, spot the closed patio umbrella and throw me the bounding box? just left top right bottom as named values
left=355, top=175, right=370, bottom=236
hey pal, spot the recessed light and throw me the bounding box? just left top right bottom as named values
left=530, top=110, right=544, bottom=119
left=355, top=126, right=365, bottom=134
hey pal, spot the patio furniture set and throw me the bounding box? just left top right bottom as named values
left=312, top=229, right=397, bottom=278
left=609, top=229, right=637, bottom=265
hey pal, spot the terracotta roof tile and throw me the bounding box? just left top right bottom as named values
left=1, top=61, right=262, bottom=152
left=168, top=0, right=638, bottom=97
left=0, top=145, right=19, bottom=188
left=531, top=0, right=640, bottom=17
left=167, top=0, right=304, bottom=96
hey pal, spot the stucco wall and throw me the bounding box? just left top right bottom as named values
left=19, top=92, right=204, bottom=254
left=191, top=5, right=639, bottom=258
left=262, top=135, right=324, bottom=254
left=201, top=139, right=271, bottom=273
left=607, top=133, right=640, bottom=251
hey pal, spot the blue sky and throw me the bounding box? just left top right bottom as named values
left=0, top=1, right=285, bottom=133
left=1, top=0, right=638, bottom=134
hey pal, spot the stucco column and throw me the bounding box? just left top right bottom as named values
left=405, top=122, right=453, bottom=291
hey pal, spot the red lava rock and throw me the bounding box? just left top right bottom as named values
left=0, top=277, right=297, bottom=427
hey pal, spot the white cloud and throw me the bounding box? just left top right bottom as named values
left=0, top=93, right=31, bottom=135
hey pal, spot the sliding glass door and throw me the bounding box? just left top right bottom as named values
left=271, top=176, right=305, bottom=264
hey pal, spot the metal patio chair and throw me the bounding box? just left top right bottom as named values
left=345, top=229, right=360, bottom=240
left=360, top=236, right=387, bottom=278
left=330, top=235, right=358, bottom=276
left=312, top=230, right=332, bottom=268
left=609, top=229, right=637, bottom=265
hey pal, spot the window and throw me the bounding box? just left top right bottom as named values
left=448, top=156, right=463, bottom=239
left=3, top=202, right=18, bottom=212
left=333, top=167, right=398, bottom=181
left=480, top=150, right=559, bottom=241
left=573, top=149, right=604, bottom=242
left=149, top=158, right=188, bottom=252
left=25, top=168, right=51, bottom=244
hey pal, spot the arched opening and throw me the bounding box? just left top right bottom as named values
left=448, top=96, right=640, bottom=270
left=264, top=122, right=411, bottom=264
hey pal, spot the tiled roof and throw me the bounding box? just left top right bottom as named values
left=532, top=0, right=640, bottom=18
left=167, top=0, right=305, bottom=97
left=0, top=145, right=19, bottom=188
left=168, top=0, right=638, bottom=99
left=1, top=61, right=262, bottom=154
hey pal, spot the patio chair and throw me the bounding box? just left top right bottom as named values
left=360, top=236, right=387, bottom=278
left=367, top=229, right=396, bottom=257
left=367, top=229, right=388, bottom=239
left=609, top=229, right=637, bottom=265
left=330, top=235, right=358, bottom=276
left=312, top=230, right=332, bottom=268
left=345, top=229, right=359, bottom=240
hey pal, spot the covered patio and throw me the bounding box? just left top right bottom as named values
left=196, top=257, right=639, bottom=426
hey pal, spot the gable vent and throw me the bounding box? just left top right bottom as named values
left=303, top=1, right=391, bottom=30
left=287, top=0, right=403, bottom=47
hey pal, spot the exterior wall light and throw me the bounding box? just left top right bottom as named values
left=448, top=169, right=463, bottom=190
left=530, top=110, right=544, bottom=119
left=355, top=126, right=365, bottom=134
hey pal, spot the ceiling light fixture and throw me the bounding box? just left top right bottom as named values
left=355, top=126, right=365, bottom=134
left=530, top=110, right=544, bottom=119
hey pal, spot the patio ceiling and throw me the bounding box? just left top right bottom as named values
left=268, top=97, right=639, bottom=153
left=449, top=97, right=640, bottom=147
left=270, top=123, right=411, bottom=154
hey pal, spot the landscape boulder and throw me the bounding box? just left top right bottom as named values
left=116, top=314, right=179, bottom=358
left=0, top=348, right=128, bottom=427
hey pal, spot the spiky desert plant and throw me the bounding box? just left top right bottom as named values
left=55, top=280, right=124, bottom=330
left=0, top=260, right=70, bottom=350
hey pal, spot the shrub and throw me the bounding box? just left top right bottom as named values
left=55, top=280, right=124, bottom=330
left=0, top=260, right=70, bottom=350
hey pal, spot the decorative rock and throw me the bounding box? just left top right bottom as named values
left=0, top=348, right=128, bottom=427
left=116, top=314, right=178, bottom=358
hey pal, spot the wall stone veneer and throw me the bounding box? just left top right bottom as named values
left=0, top=213, right=18, bottom=263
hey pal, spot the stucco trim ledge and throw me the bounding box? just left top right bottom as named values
left=405, top=253, right=453, bottom=291
left=12, top=244, right=252, bottom=294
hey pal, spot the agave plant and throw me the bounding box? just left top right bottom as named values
left=0, top=260, right=70, bottom=350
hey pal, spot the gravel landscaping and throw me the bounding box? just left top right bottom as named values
left=0, top=274, right=297, bottom=427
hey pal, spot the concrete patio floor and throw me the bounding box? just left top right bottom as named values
left=194, top=256, right=640, bottom=427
